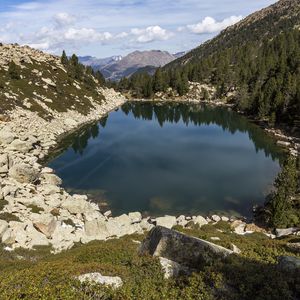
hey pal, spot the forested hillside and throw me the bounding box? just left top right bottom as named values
left=119, top=0, right=300, bottom=127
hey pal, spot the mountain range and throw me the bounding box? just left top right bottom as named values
left=79, top=50, right=185, bottom=81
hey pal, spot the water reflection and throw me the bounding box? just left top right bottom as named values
left=49, top=102, right=285, bottom=217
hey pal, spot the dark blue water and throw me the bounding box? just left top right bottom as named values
left=49, top=102, right=284, bottom=217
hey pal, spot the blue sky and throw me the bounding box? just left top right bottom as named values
left=0, top=0, right=277, bottom=57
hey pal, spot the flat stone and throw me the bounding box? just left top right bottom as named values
left=155, top=216, right=177, bottom=229
left=128, top=212, right=142, bottom=224
left=8, top=139, right=32, bottom=153
left=77, top=273, right=123, bottom=289
left=84, top=219, right=109, bottom=240
left=276, top=228, right=299, bottom=238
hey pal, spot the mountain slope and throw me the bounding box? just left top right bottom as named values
left=98, top=50, right=177, bottom=81
left=122, top=0, right=300, bottom=128
left=168, top=0, right=300, bottom=68
left=79, top=55, right=122, bottom=68
left=0, top=44, right=107, bottom=119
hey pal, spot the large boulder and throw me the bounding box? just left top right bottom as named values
left=276, top=228, right=299, bottom=238
left=61, top=195, right=88, bottom=215
left=8, top=139, right=33, bottom=153
left=0, top=220, right=8, bottom=238
left=84, top=219, right=109, bottom=241
left=33, top=217, right=57, bottom=238
left=26, top=224, right=50, bottom=248
left=140, top=226, right=233, bottom=269
left=193, top=216, right=208, bottom=227
left=77, top=273, right=123, bottom=289
left=9, top=163, right=39, bottom=183
left=40, top=173, right=62, bottom=186
left=0, top=128, right=14, bottom=145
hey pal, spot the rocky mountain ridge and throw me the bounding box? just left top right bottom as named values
left=83, top=50, right=181, bottom=81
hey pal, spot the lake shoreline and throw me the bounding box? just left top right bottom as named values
left=0, top=86, right=298, bottom=253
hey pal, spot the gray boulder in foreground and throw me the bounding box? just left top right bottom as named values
left=278, top=256, right=300, bottom=271
left=139, top=226, right=233, bottom=269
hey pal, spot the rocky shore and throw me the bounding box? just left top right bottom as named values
left=0, top=43, right=298, bottom=254
left=1, top=81, right=299, bottom=254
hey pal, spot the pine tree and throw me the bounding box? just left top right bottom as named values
left=61, top=50, right=69, bottom=66
left=269, top=156, right=298, bottom=228
left=153, top=68, right=166, bottom=92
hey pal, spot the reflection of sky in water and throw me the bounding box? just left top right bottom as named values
left=49, top=103, right=284, bottom=217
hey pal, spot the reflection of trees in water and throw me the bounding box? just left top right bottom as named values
left=70, top=102, right=284, bottom=161
left=72, top=123, right=100, bottom=155
left=122, top=102, right=285, bottom=163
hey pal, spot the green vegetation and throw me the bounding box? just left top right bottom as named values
left=26, top=205, right=44, bottom=214
left=0, top=224, right=298, bottom=300
left=118, top=0, right=300, bottom=128
left=8, top=61, right=21, bottom=80
left=0, top=47, right=106, bottom=118
left=264, top=156, right=299, bottom=228
left=0, top=199, right=8, bottom=211
left=0, top=213, right=20, bottom=222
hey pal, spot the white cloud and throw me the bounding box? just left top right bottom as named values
left=131, top=26, right=173, bottom=43
left=54, top=13, right=76, bottom=27
left=64, top=28, right=113, bottom=42
left=186, top=15, right=243, bottom=34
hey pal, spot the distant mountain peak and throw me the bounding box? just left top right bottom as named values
left=80, top=49, right=183, bottom=81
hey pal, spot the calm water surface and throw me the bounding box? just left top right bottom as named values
left=49, top=102, right=285, bottom=217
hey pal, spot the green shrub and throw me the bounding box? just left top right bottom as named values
left=0, top=213, right=20, bottom=222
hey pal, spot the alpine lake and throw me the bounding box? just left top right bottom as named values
left=48, top=102, right=286, bottom=218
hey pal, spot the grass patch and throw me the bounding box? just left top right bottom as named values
left=0, top=224, right=298, bottom=299
left=0, top=213, right=20, bottom=222
left=27, top=205, right=44, bottom=214
left=0, top=199, right=8, bottom=211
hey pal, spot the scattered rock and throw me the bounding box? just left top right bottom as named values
left=0, top=220, right=8, bottom=238
left=276, top=228, right=299, bottom=238
left=230, top=243, right=241, bottom=254
left=34, top=217, right=57, bottom=238
left=193, top=216, right=208, bottom=227
left=245, top=223, right=266, bottom=233
left=0, top=128, right=14, bottom=145
left=8, top=139, right=33, bottom=153
left=9, top=164, right=39, bottom=183
left=211, top=215, right=221, bottom=222
left=128, top=212, right=142, bottom=224
left=159, top=257, right=191, bottom=279
left=155, top=216, right=177, bottom=229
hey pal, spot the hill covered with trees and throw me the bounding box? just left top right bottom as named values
left=118, top=0, right=300, bottom=128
